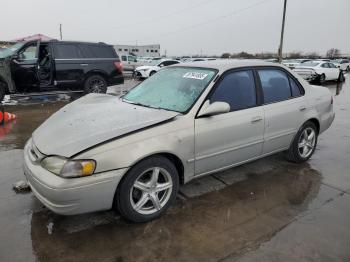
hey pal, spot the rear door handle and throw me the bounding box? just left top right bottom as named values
left=80, top=64, right=89, bottom=66
left=251, top=116, right=263, bottom=123
left=299, top=106, right=307, bottom=111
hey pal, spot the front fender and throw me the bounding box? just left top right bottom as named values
left=76, top=116, right=195, bottom=183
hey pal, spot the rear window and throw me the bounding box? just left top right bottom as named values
left=80, top=44, right=116, bottom=58
left=258, top=69, right=291, bottom=104
left=54, top=44, right=82, bottom=59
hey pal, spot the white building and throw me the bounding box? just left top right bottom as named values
left=113, top=44, right=160, bottom=57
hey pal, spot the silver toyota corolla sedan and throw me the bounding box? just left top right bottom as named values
left=23, top=60, right=335, bottom=222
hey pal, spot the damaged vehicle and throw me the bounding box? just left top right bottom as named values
left=23, top=60, right=335, bottom=222
left=293, top=60, right=345, bottom=84
left=133, top=59, right=180, bottom=79
left=0, top=41, right=124, bottom=102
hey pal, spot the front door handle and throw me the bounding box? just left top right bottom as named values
left=251, top=116, right=263, bottom=123
left=299, top=106, right=307, bottom=111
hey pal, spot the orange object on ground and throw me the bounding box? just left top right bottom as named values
left=0, top=111, right=17, bottom=123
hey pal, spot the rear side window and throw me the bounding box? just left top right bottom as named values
left=54, top=44, right=82, bottom=59
left=210, top=70, right=256, bottom=111
left=289, top=77, right=302, bottom=97
left=80, top=44, right=116, bottom=58
left=258, top=69, right=292, bottom=103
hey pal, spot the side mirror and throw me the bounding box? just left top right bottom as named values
left=197, top=100, right=230, bottom=117
left=11, top=54, right=19, bottom=60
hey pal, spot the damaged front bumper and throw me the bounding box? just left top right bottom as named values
left=23, top=139, right=128, bottom=215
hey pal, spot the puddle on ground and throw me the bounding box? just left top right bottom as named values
left=30, top=160, right=322, bottom=262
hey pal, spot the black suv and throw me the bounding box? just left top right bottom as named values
left=0, top=40, right=124, bottom=101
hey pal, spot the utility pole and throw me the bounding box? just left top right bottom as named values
left=59, top=24, right=63, bottom=40
left=278, top=0, right=287, bottom=63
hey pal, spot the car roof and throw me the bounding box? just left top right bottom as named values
left=23, top=40, right=111, bottom=46
left=176, top=59, right=284, bottom=72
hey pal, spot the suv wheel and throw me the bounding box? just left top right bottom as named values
left=286, top=121, right=318, bottom=163
left=115, top=156, right=179, bottom=223
left=0, top=82, right=6, bottom=102
left=84, top=75, right=107, bottom=94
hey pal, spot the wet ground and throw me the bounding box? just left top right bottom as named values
left=0, top=75, right=349, bottom=261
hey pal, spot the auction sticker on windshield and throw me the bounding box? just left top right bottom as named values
left=183, top=72, right=208, bottom=80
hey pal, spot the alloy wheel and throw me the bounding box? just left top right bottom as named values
left=89, top=78, right=105, bottom=93
left=298, top=127, right=316, bottom=158
left=130, top=167, right=173, bottom=215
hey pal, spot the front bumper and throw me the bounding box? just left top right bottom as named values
left=23, top=140, right=127, bottom=215
left=133, top=70, right=149, bottom=78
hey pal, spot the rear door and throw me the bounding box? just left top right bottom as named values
left=328, top=62, right=340, bottom=79
left=257, top=68, right=307, bottom=154
left=52, top=43, right=84, bottom=88
left=194, top=69, right=264, bottom=175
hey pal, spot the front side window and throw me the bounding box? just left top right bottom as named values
left=18, top=44, right=37, bottom=60
left=258, top=69, right=291, bottom=104
left=210, top=70, right=257, bottom=111
left=123, top=67, right=216, bottom=113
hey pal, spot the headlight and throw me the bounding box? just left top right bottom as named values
left=41, top=156, right=96, bottom=178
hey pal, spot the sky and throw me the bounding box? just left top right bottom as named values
left=0, top=0, right=349, bottom=56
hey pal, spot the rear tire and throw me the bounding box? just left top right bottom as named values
left=286, top=121, right=318, bottom=163
left=115, top=156, right=179, bottom=223
left=319, top=74, right=326, bottom=84
left=338, top=71, right=345, bottom=82
left=84, top=75, right=107, bottom=94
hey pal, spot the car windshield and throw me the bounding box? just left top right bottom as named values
left=0, top=42, right=24, bottom=58
left=148, top=60, right=163, bottom=66
left=123, top=67, right=216, bottom=113
left=301, top=61, right=319, bottom=67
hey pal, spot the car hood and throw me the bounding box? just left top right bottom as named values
left=32, top=94, right=179, bottom=157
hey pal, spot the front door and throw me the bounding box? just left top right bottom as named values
left=256, top=68, right=307, bottom=154
left=194, top=69, right=264, bottom=175
left=11, top=41, right=39, bottom=92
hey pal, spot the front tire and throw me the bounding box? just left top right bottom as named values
left=84, top=75, right=107, bottom=94
left=115, top=156, right=179, bottom=223
left=286, top=121, right=318, bottom=163
left=149, top=71, right=156, bottom=77
left=0, top=82, right=5, bottom=102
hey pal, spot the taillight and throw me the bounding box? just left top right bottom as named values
left=114, top=61, right=123, bottom=73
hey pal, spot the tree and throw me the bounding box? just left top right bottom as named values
left=221, top=53, right=231, bottom=59
left=326, top=48, right=340, bottom=59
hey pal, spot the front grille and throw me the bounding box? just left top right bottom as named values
left=28, top=141, right=45, bottom=164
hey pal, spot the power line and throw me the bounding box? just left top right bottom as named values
left=115, top=0, right=214, bottom=29
left=123, top=0, right=276, bottom=42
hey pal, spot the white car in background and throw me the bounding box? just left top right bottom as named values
left=282, top=59, right=311, bottom=69
left=134, top=59, right=180, bottom=78
left=293, top=61, right=344, bottom=83
left=332, top=59, right=350, bottom=71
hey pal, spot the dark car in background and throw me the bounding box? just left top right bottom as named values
left=0, top=40, right=124, bottom=101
